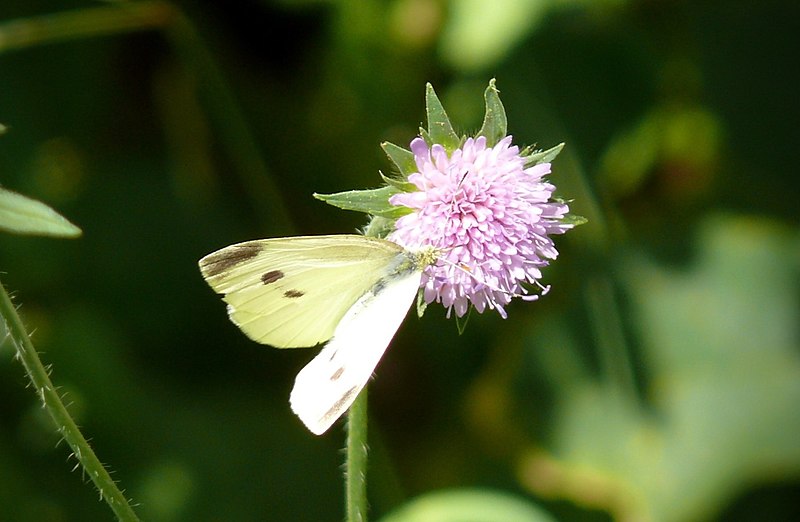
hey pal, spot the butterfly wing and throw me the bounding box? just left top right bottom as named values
left=198, top=235, right=405, bottom=348
left=289, top=267, right=424, bottom=435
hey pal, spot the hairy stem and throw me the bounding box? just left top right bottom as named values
left=346, top=387, right=369, bottom=522
left=343, top=220, right=392, bottom=521
left=0, top=279, right=141, bottom=522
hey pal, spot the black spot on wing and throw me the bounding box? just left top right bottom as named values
left=330, top=367, right=344, bottom=381
left=322, top=386, right=359, bottom=424
left=202, top=243, right=262, bottom=277
left=261, top=270, right=284, bottom=285
left=284, top=289, right=304, bottom=298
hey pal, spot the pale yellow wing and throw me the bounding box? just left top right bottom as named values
left=198, top=234, right=405, bottom=348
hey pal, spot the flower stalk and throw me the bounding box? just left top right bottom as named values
left=345, top=387, right=369, bottom=522
left=342, top=215, right=391, bottom=522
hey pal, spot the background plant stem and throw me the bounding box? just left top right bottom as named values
left=0, top=1, right=293, bottom=235
left=0, top=279, right=141, bottom=522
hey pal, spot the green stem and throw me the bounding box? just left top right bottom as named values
left=0, top=278, right=141, bottom=522
left=0, top=2, right=174, bottom=53
left=346, top=387, right=369, bottom=522
left=585, top=276, right=639, bottom=403
left=163, top=11, right=294, bottom=234
left=343, top=219, right=394, bottom=521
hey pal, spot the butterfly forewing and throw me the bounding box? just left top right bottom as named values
left=199, top=235, right=405, bottom=348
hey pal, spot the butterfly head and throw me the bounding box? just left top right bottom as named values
left=403, top=245, right=444, bottom=273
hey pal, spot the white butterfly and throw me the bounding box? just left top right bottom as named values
left=198, top=235, right=439, bottom=435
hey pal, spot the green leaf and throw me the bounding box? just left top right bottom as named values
left=439, top=1, right=553, bottom=72
left=0, top=187, right=82, bottom=238
left=381, top=141, right=417, bottom=178
left=520, top=215, right=800, bottom=522
left=0, top=123, right=7, bottom=135
left=478, top=78, right=507, bottom=146
left=378, top=142, right=418, bottom=192
left=380, top=488, right=557, bottom=522
left=425, top=83, right=461, bottom=152
left=415, top=289, right=428, bottom=318
left=314, top=186, right=411, bottom=218
left=522, top=143, right=564, bottom=167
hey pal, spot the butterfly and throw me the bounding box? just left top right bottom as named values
left=198, top=234, right=439, bottom=435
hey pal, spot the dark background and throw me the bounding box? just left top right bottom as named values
left=1, top=1, right=798, bottom=521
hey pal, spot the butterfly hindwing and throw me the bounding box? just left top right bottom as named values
left=289, top=267, right=424, bottom=434
left=198, top=235, right=405, bottom=348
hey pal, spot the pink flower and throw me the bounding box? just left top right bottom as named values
left=388, top=135, right=574, bottom=318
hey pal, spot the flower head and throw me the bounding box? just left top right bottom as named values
left=315, top=80, right=583, bottom=319
left=387, top=134, right=574, bottom=318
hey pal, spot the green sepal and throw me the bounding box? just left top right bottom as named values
left=379, top=171, right=417, bottom=192
left=419, top=127, right=432, bottom=145
left=478, top=79, right=507, bottom=147
left=425, top=83, right=461, bottom=153
left=381, top=141, right=418, bottom=180
left=362, top=215, right=396, bottom=239
left=549, top=197, right=587, bottom=227
left=416, top=288, right=428, bottom=318
left=522, top=142, right=565, bottom=167
left=314, top=186, right=412, bottom=218
left=455, top=307, right=472, bottom=334
left=0, top=186, right=82, bottom=238
left=562, top=213, right=588, bottom=227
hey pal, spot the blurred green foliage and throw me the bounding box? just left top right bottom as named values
left=0, top=186, right=82, bottom=236
left=1, top=1, right=798, bottom=521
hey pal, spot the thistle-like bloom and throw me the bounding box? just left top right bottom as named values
left=388, top=135, right=574, bottom=318
left=315, top=80, right=581, bottom=318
